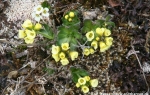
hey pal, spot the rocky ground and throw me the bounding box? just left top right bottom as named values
left=0, top=0, right=150, bottom=95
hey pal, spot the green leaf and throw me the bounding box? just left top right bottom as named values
left=41, top=1, right=51, bottom=9
left=105, top=15, right=111, bottom=21
left=70, top=38, right=77, bottom=50
left=81, top=20, right=93, bottom=33
left=72, top=73, right=79, bottom=83
left=105, top=21, right=115, bottom=28
left=95, top=20, right=105, bottom=27
left=43, top=67, right=54, bottom=75
left=38, top=24, right=54, bottom=40
left=70, top=67, right=89, bottom=83
left=57, top=37, right=71, bottom=46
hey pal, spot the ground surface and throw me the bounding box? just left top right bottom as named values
left=0, top=0, right=150, bottom=95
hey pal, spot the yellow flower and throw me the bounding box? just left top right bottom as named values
left=105, top=37, right=113, bottom=46
left=69, top=12, right=75, bottom=17
left=34, top=23, right=42, bottom=30
left=65, top=15, right=69, bottom=19
left=89, top=48, right=95, bottom=54
left=90, top=79, right=98, bottom=87
left=68, top=18, right=72, bottom=22
left=18, top=30, right=26, bottom=38
left=99, top=41, right=110, bottom=52
left=22, top=19, right=33, bottom=29
left=104, top=28, right=111, bottom=36
left=24, top=37, right=34, bottom=44
left=96, top=36, right=100, bottom=41
left=25, top=30, right=36, bottom=39
left=96, top=27, right=104, bottom=36
left=59, top=52, right=66, bottom=59
left=81, top=86, right=89, bottom=93
left=52, top=45, right=60, bottom=54
left=84, top=76, right=90, bottom=81
left=83, top=48, right=90, bottom=56
left=86, top=31, right=94, bottom=41
left=61, top=43, right=69, bottom=51
left=69, top=51, right=78, bottom=61
left=78, top=77, right=86, bottom=85
left=91, top=40, right=98, bottom=50
left=52, top=54, right=60, bottom=62
left=76, top=83, right=80, bottom=88
left=60, top=58, right=69, bottom=65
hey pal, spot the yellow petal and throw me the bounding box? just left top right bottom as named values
left=52, top=54, right=60, bottom=62
left=24, top=37, right=34, bottom=44
left=96, top=28, right=104, bottom=36
left=69, top=51, right=78, bottom=61
left=22, top=19, right=33, bottom=29
left=84, top=76, right=90, bottom=81
left=90, top=79, right=98, bottom=87
left=34, top=23, right=42, bottom=30
left=18, top=30, right=26, bottom=38
left=69, top=12, right=75, bottom=17
left=25, top=30, right=36, bottom=39
left=78, top=77, right=86, bottom=85
left=52, top=45, right=60, bottom=54
left=104, top=28, right=111, bottom=36
left=83, top=48, right=90, bottom=56
left=61, top=43, right=69, bottom=51
left=76, top=83, right=80, bottom=88
left=60, top=58, right=69, bottom=65
left=59, top=52, right=66, bottom=59
left=81, top=86, right=89, bottom=93
left=65, top=15, right=69, bottom=19
left=105, top=37, right=113, bottom=46
left=91, top=40, right=98, bottom=50
left=86, top=31, right=94, bottom=41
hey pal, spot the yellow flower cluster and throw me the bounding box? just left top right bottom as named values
left=18, top=19, right=42, bottom=44
left=51, top=43, right=78, bottom=65
left=83, top=48, right=95, bottom=56
left=85, top=27, right=113, bottom=52
left=76, top=76, right=98, bottom=94
left=64, top=11, right=75, bottom=22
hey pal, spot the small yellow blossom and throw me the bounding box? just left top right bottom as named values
left=76, top=83, right=80, bottom=88
left=78, top=77, right=86, bottom=85
left=90, top=79, right=98, bottom=87
left=61, top=43, right=69, bottom=51
left=96, top=27, right=104, bottom=36
left=25, top=30, right=36, bottom=39
left=96, top=36, right=100, bottom=41
left=86, top=31, right=94, bottom=41
left=105, top=37, right=113, bottom=46
left=60, top=58, right=69, bottom=65
left=104, top=29, right=111, bottom=36
left=52, top=54, right=60, bottom=62
left=59, top=52, right=66, bottom=59
left=83, top=48, right=90, bottom=56
left=18, top=30, right=26, bottom=38
left=81, top=86, right=89, bottom=93
left=84, top=76, right=90, bottom=81
left=65, top=15, right=69, bottom=19
left=34, top=23, right=42, bottom=30
left=89, top=48, right=95, bottom=54
left=91, top=40, right=98, bottom=50
left=68, top=18, right=72, bottom=22
left=99, top=41, right=109, bottom=52
left=52, top=45, right=60, bottom=54
left=24, top=37, right=34, bottom=44
left=69, top=12, right=75, bottom=17
left=22, top=19, right=33, bottom=29
left=69, top=51, right=78, bottom=61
